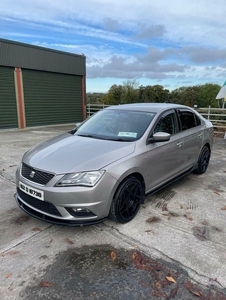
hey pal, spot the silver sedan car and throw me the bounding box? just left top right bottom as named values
left=15, top=103, right=213, bottom=226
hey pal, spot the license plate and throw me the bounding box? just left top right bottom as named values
left=19, top=181, right=44, bottom=201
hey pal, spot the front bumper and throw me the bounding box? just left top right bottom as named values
left=15, top=168, right=118, bottom=226
left=15, top=193, right=107, bottom=226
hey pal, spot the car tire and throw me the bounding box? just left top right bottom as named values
left=194, top=146, right=210, bottom=174
left=109, top=176, right=144, bottom=224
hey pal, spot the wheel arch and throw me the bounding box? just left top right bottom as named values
left=204, top=142, right=211, bottom=153
left=197, top=142, right=211, bottom=160
left=194, top=143, right=211, bottom=174
left=112, top=171, right=146, bottom=199
left=109, top=172, right=146, bottom=223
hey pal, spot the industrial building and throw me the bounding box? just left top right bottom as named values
left=0, top=39, right=86, bottom=129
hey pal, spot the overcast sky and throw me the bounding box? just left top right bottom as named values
left=1, top=0, right=226, bottom=92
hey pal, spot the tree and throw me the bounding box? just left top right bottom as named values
left=198, top=83, right=221, bottom=108
left=170, top=87, right=187, bottom=104
left=170, top=86, right=200, bottom=106
left=101, top=84, right=124, bottom=105
left=101, top=79, right=139, bottom=105
left=98, top=81, right=222, bottom=108
left=138, top=85, right=170, bottom=103
left=181, top=86, right=201, bottom=107
left=170, top=84, right=221, bottom=108
left=121, top=79, right=139, bottom=103
left=86, top=92, right=105, bottom=103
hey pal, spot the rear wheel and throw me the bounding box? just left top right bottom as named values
left=195, top=146, right=210, bottom=174
left=109, top=176, right=144, bottom=224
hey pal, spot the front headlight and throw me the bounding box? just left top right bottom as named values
left=55, top=171, right=105, bottom=187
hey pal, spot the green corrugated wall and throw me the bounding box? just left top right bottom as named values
left=22, top=69, right=83, bottom=127
left=0, top=66, right=18, bottom=129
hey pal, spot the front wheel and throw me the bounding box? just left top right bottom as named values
left=194, top=146, right=210, bottom=174
left=109, top=176, right=144, bottom=224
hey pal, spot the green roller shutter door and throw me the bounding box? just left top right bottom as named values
left=0, top=66, right=18, bottom=129
left=23, top=69, right=83, bottom=127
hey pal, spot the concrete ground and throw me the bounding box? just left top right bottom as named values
left=0, top=125, right=226, bottom=299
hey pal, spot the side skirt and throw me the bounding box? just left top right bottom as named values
left=145, top=166, right=194, bottom=199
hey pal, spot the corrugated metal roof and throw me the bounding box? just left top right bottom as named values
left=0, top=39, right=86, bottom=76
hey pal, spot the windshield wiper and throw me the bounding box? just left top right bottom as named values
left=69, top=129, right=77, bottom=134
left=76, top=134, right=107, bottom=140
left=105, top=138, right=132, bottom=142
left=76, top=134, right=132, bottom=141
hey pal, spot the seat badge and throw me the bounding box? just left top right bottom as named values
left=30, top=171, right=35, bottom=178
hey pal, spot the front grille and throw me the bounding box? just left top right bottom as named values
left=17, top=188, right=62, bottom=217
left=21, top=163, right=55, bottom=185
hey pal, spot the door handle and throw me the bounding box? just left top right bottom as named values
left=177, top=141, right=182, bottom=147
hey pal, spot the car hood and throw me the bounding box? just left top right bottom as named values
left=23, top=133, right=135, bottom=174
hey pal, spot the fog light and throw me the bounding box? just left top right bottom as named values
left=66, top=207, right=96, bottom=218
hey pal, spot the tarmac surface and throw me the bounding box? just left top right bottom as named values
left=0, top=125, right=226, bottom=300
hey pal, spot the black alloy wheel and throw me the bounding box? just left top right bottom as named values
left=195, top=146, right=210, bottom=174
left=109, top=176, right=144, bottom=224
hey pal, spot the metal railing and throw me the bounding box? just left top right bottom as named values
left=197, top=107, right=226, bottom=133
left=86, top=103, right=111, bottom=118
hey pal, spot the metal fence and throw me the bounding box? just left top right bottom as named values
left=86, top=103, right=110, bottom=118
left=197, top=107, right=226, bottom=133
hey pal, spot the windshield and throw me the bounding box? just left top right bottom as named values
left=75, top=109, right=156, bottom=141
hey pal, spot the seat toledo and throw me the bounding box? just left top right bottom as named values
left=15, top=103, right=213, bottom=226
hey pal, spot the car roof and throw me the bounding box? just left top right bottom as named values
left=106, top=103, right=191, bottom=113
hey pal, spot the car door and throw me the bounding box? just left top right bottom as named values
left=144, top=110, right=185, bottom=193
left=177, top=109, right=203, bottom=169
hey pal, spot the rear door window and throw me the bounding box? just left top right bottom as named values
left=177, top=110, right=197, bottom=131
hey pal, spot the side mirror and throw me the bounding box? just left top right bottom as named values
left=149, top=132, right=171, bottom=143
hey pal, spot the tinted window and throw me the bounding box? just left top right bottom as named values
left=178, top=110, right=196, bottom=131
left=195, top=114, right=201, bottom=126
left=154, top=112, right=178, bottom=135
